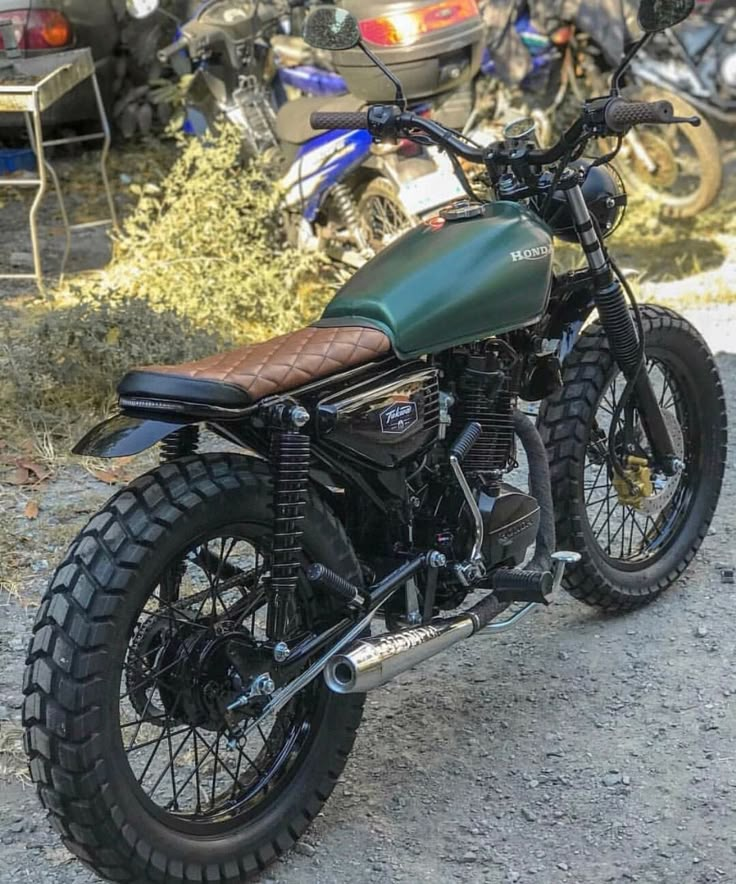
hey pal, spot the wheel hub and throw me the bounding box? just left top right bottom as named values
left=613, top=411, right=684, bottom=513
left=629, top=132, right=678, bottom=189
left=140, top=624, right=272, bottom=732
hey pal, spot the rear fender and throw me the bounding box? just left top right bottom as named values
left=282, top=128, right=373, bottom=221
left=72, top=414, right=192, bottom=458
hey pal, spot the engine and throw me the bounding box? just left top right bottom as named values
left=404, top=340, right=540, bottom=614
left=451, top=339, right=518, bottom=475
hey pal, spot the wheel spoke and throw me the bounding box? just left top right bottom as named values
left=583, top=357, right=690, bottom=564
left=119, top=529, right=317, bottom=825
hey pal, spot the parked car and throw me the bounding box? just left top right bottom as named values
left=0, top=0, right=194, bottom=134
left=0, top=0, right=121, bottom=127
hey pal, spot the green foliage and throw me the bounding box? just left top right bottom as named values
left=71, top=124, right=325, bottom=341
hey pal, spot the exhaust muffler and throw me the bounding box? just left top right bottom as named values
left=324, top=614, right=477, bottom=694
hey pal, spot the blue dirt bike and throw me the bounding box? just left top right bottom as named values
left=128, top=0, right=474, bottom=265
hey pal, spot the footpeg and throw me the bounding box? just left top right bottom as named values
left=491, top=552, right=581, bottom=604
left=307, top=563, right=365, bottom=609
left=492, top=568, right=554, bottom=604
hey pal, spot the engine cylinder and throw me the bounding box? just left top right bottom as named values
left=456, top=343, right=517, bottom=474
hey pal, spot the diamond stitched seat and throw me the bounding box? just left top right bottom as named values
left=117, top=325, right=393, bottom=410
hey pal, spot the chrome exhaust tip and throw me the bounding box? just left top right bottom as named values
left=324, top=616, right=475, bottom=694
left=323, top=655, right=361, bottom=694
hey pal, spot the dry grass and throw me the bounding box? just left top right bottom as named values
left=0, top=722, right=28, bottom=782
left=0, top=123, right=331, bottom=454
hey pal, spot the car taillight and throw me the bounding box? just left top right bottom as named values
left=0, top=9, right=72, bottom=51
left=359, top=0, right=479, bottom=47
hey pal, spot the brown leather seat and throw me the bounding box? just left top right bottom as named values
left=118, top=324, right=392, bottom=411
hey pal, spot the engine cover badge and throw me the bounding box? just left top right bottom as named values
left=380, top=401, right=418, bottom=434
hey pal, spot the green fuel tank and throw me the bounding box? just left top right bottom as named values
left=319, top=201, right=554, bottom=359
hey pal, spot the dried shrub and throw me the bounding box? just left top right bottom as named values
left=0, top=124, right=330, bottom=441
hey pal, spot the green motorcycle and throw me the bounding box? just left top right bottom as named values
left=23, top=1, right=726, bottom=881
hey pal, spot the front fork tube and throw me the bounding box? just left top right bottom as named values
left=566, top=185, right=677, bottom=471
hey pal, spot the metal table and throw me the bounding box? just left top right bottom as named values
left=0, top=47, right=118, bottom=291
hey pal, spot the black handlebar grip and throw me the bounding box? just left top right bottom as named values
left=605, top=98, right=675, bottom=133
left=310, top=111, right=370, bottom=131
left=158, top=36, right=189, bottom=64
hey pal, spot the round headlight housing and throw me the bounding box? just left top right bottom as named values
left=538, top=162, right=627, bottom=244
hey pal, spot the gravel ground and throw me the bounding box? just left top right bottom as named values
left=2, top=148, right=736, bottom=884
left=0, top=344, right=735, bottom=884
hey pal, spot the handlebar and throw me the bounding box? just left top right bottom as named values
left=310, top=111, right=370, bottom=131
left=158, top=36, right=189, bottom=64
left=604, top=98, right=676, bottom=133
left=309, top=96, right=701, bottom=172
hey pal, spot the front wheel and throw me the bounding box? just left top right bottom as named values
left=23, top=455, right=365, bottom=884
left=539, top=305, right=727, bottom=611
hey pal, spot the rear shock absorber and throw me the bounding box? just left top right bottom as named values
left=268, top=406, right=311, bottom=641
left=160, top=425, right=200, bottom=462
left=331, top=182, right=371, bottom=252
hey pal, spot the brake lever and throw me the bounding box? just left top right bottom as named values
left=671, top=114, right=701, bottom=127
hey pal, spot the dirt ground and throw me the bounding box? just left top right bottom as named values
left=2, top=142, right=736, bottom=884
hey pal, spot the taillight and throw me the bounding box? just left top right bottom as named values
left=550, top=25, right=574, bottom=46
left=0, top=9, right=72, bottom=52
left=359, top=0, right=479, bottom=47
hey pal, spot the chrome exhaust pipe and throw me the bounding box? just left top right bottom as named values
left=324, top=552, right=580, bottom=694
left=324, top=614, right=476, bottom=694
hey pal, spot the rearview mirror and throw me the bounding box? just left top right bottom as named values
left=126, top=0, right=160, bottom=19
left=638, top=0, right=694, bottom=32
left=303, top=6, right=361, bottom=52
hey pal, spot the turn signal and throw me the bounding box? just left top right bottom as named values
left=359, top=0, right=479, bottom=47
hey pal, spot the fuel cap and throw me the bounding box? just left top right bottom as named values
left=439, top=200, right=485, bottom=222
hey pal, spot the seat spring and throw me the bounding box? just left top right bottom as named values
left=160, top=425, right=200, bottom=462
left=268, top=429, right=310, bottom=640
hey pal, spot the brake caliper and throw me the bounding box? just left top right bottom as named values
left=612, top=455, right=653, bottom=509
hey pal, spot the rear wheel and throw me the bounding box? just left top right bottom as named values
left=23, top=455, right=365, bottom=883
left=539, top=306, right=726, bottom=611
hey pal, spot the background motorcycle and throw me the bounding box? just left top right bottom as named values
left=630, top=0, right=736, bottom=123
left=477, top=0, right=723, bottom=217
left=140, top=0, right=492, bottom=262
left=22, top=2, right=727, bottom=883
left=138, top=0, right=400, bottom=265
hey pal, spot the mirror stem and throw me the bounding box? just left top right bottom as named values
left=612, top=32, right=653, bottom=95
left=359, top=42, right=407, bottom=110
